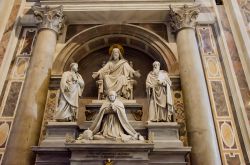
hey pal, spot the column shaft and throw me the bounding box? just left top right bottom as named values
left=3, top=5, right=64, bottom=165
left=3, top=29, right=57, bottom=165
left=177, top=28, right=221, bottom=165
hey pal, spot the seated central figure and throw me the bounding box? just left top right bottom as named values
left=92, top=44, right=140, bottom=99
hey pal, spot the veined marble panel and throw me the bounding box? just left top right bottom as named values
left=173, top=91, right=188, bottom=146
left=225, top=153, right=242, bottom=165
left=196, top=26, right=216, bottom=55
left=238, top=0, right=250, bottom=36
left=0, top=153, right=2, bottom=164
left=204, top=56, right=221, bottom=78
left=11, top=57, right=30, bottom=79
left=0, top=0, right=21, bottom=66
left=0, top=121, right=12, bottom=149
left=217, top=5, right=250, bottom=121
left=1, top=81, right=23, bottom=117
left=210, top=81, right=229, bottom=117
left=196, top=25, right=245, bottom=164
left=38, top=89, right=59, bottom=143
left=219, top=121, right=237, bottom=149
left=0, top=27, right=36, bottom=161
left=17, top=28, right=37, bottom=56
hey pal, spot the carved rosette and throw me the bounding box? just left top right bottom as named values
left=32, top=5, right=64, bottom=34
left=169, top=5, right=200, bottom=33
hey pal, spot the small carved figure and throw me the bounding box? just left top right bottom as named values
left=92, top=44, right=140, bottom=99
left=146, top=61, right=173, bottom=122
left=54, top=63, right=84, bottom=121
left=79, top=91, right=144, bottom=142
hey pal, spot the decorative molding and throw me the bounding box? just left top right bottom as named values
left=169, top=5, right=200, bottom=33
left=196, top=25, right=245, bottom=164
left=0, top=27, right=37, bottom=163
left=32, top=5, right=64, bottom=34
left=173, top=90, right=188, bottom=146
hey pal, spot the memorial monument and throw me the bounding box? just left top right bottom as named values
left=0, top=1, right=247, bottom=165
left=31, top=44, right=190, bottom=165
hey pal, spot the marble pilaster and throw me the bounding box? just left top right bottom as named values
left=169, top=5, right=221, bottom=165
left=2, top=6, right=64, bottom=165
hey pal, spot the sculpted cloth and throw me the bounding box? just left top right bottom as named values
left=54, top=71, right=84, bottom=120
left=90, top=99, right=140, bottom=141
left=146, top=70, right=173, bottom=122
left=97, top=59, right=135, bottom=99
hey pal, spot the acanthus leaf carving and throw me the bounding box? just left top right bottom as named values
left=32, top=5, right=64, bottom=34
left=169, top=5, right=200, bottom=33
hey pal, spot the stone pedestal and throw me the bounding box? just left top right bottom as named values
left=149, top=148, right=191, bottom=165
left=33, top=121, right=191, bottom=165
left=85, top=101, right=143, bottom=121
left=147, top=122, right=183, bottom=148
left=32, top=122, right=78, bottom=165
left=66, top=142, right=154, bottom=165
left=40, top=122, right=79, bottom=147
left=147, top=122, right=191, bottom=164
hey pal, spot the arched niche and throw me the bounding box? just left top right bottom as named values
left=52, top=24, right=179, bottom=98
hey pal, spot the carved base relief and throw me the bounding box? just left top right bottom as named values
left=173, top=90, right=188, bottom=146
left=38, top=89, right=59, bottom=143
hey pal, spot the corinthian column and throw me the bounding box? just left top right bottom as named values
left=169, top=5, right=221, bottom=165
left=3, top=6, right=64, bottom=165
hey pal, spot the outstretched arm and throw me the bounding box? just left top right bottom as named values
left=92, top=62, right=111, bottom=79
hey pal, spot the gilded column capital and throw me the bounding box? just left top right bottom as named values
left=169, top=5, right=200, bottom=33
left=32, top=5, right=64, bottom=34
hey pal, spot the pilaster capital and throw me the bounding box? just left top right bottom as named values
left=169, top=5, right=200, bottom=33
left=32, top=5, right=64, bottom=34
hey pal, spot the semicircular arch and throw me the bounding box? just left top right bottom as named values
left=52, top=24, right=178, bottom=75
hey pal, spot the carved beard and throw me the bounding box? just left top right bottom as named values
left=153, top=68, right=160, bottom=75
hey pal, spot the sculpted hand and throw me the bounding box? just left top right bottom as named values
left=64, top=85, right=71, bottom=92
left=162, top=81, right=167, bottom=86
left=134, top=70, right=141, bottom=78
left=109, top=103, right=115, bottom=112
left=92, top=72, right=99, bottom=79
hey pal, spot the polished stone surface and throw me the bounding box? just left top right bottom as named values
left=147, top=122, right=183, bottom=148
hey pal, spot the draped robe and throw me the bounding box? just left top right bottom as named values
left=54, top=71, right=84, bottom=120
left=146, top=70, right=173, bottom=122
left=97, top=59, right=135, bottom=98
left=90, top=98, right=139, bottom=141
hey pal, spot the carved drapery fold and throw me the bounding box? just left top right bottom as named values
left=32, top=5, right=64, bottom=34
left=169, top=5, right=200, bottom=33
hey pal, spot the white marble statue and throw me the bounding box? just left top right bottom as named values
left=54, top=63, right=84, bottom=122
left=78, top=91, right=144, bottom=142
left=92, top=44, right=140, bottom=99
left=146, top=61, right=173, bottom=122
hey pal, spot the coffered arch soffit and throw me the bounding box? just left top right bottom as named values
left=52, top=24, right=178, bottom=75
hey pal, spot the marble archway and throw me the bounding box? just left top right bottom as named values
left=52, top=24, right=178, bottom=76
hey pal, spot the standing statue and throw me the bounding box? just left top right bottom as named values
left=78, top=91, right=144, bottom=142
left=146, top=61, right=173, bottom=122
left=54, top=63, right=85, bottom=122
left=92, top=44, right=140, bottom=99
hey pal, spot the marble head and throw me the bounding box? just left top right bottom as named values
left=108, top=90, right=117, bottom=102
left=70, top=63, right=78, bottom=72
